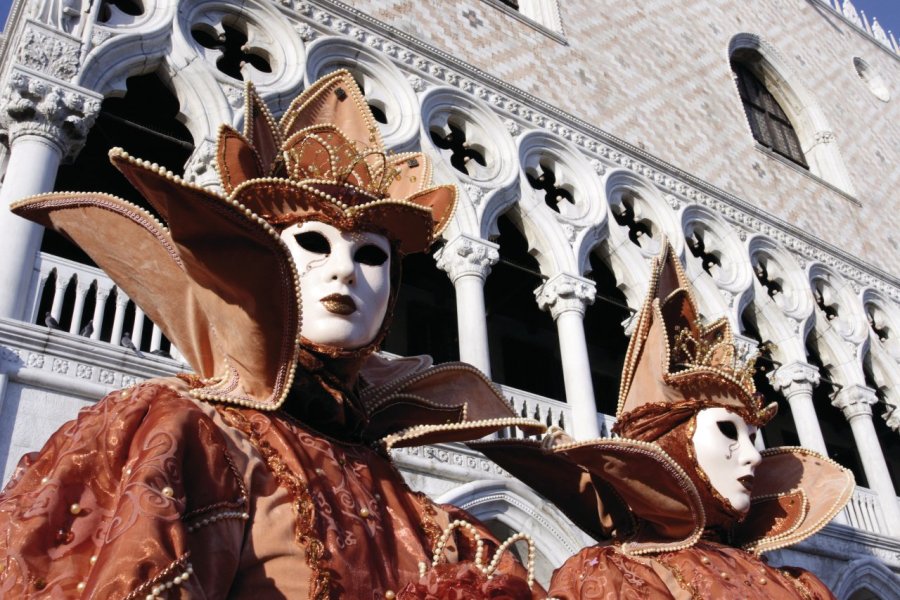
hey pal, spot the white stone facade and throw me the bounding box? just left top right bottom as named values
left=0, top=0, right=898, bottom=595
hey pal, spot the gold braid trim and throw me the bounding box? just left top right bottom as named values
left=415, top=491, right=443, bottom=551
left=779, top=568, right=815, bottom=600
left=219, top=407, right=331, bottom=599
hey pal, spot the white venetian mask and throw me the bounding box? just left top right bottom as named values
left=281, top=221, right=391, bottom=350
left=692, top=407, right=762, bottom=514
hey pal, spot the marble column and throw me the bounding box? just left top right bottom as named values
left=833, top=385, right=900, bottom=536
left=0, top=70, right=101, bottom=320
left=769, top=361, right=828, bottom=455
left=435, top=234, right=499, bottom=377
left=535, top=273, right=599, bottom=440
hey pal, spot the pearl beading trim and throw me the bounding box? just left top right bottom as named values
left=104, top=150, right=305, bottom=411
left=424, top=519, right=536, bottom=589
left=122, top=556, right=193, bottom=600
left=381, top=417, right=544, bottom=452
left=362, top=362, right=514, bottom=413
left=743, top=446, right=853, bottom=555
left=552, top=436, right=706, bottom=556
left=185, top=509, right=250, bottom=533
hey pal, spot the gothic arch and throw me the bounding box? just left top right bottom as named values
left=604, top=169, right=684, bottom=260
left=744, top=234, right=814, bottom=364
left=728, top=33, right=856, bottom=195
left=831, top=557, right=900, bottom=600
left=77, top=0, right=177, bottom=95
left=806, top=263, right=868, bottom=387
left=679, top=204, right=752, bottom=323
left=418, top=86, right=519, bottom=241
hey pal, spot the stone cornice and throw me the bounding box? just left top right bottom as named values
left=534, top=273, right=596, bottom=319
left=282, top=0, right=900, bottom=299
left=434, top=234, right=499, bottom=283
left=0, top=317, right=186, bottom=400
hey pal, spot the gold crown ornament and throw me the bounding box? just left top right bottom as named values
left=215, top=70, right=456, bottom=253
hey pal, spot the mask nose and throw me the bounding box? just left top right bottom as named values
left=740, top=435, right=762, bottom=470
left=326, top=247, right=356, bottom=285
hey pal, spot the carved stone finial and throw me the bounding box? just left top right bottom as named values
left=534, top=273, right=596, bottom=319
left=832, top=384, right=878, bottom=421
left=435, top=234, right=499, bottom=282
left=0, top=70, right=102, bottom=159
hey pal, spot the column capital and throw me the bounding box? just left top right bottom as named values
left=435, top=234, right=499, bottom=283
left=535, top=273, right=596, bottom=319
left=832, top=385, right=878, bottom=421
left=769, top=361, right=821, bottom=398
left=1, top=69, right=102, bottom=159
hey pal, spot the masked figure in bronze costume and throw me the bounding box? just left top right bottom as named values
left=477, top=243, right=853, bottom=599
left=0, top=71, right=546, bottom=599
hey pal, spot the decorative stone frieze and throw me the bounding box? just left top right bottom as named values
left=16, top=21, right=81, bottom=81
left=435, top=234, right=499, bottom=283
left=832, top=385, right=878, bottom=421
left=534, top=273, right=595, bottom=319
left=0, top=70, right=102, bottom=159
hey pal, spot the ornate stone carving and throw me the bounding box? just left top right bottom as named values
left=590, top=158, right=606, bottom=176
left=182, top=138, right=220, bottom=189
left=435, top=235, right=499, bottom=282
left=407, top=75, right=426, bottom=93
left=504, top=118, right=521, bottom=137
left=295, top=23, right=317, bottom=41
left=882, top=403, right=900, bottom=432
left=0, top=70, right=102, bottom=158
left=463, top=183, right=484, bottom=207
left=534, top=273, right=596, bottom=319
left=814, top=130, right=836, bottom=145
left=769, top=361, right=820, bottom=398
left=16, top=22, right=81, bottom=80
left=52, top=358, right=69, bottom=374
left=76, top=364, right=93, bottom=379
left=832, top=385, right=878, bottom=421
left=99, top=369, right=115, bottom=385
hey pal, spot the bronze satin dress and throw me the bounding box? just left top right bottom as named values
left=547, top=541, right=835, bottom=600
left=0, top=380, right=536, bottom=599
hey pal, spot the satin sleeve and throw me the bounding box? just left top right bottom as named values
left=0, top=382, right=247, bottom=599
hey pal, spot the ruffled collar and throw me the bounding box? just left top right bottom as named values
left=472, top=437, right=854, bottom=556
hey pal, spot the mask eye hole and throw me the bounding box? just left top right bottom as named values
left=295, top=231, right=330, bottom=255
left=355, top=244, right=389, bottom=266
left=749, top=431, right=757, bottom=444
left=717, top=420, right=738, bottom=441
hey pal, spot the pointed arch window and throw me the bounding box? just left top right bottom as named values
left=732, top=62, right=808, bottom=169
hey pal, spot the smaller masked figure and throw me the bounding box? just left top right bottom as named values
left=477, top=243, right=854, bottom=599
left=1, top=71, right=544, bottom=599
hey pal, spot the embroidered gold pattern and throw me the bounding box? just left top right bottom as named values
left=219, top=407, right=331, bottom=599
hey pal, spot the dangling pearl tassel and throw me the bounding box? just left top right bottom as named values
left=427, top=520, right=536, bottom=589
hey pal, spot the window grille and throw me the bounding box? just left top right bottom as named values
left=732, top=62, right=808, bottom=169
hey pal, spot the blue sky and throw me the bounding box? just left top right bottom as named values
left=0, top=0, right=897, bottom=48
